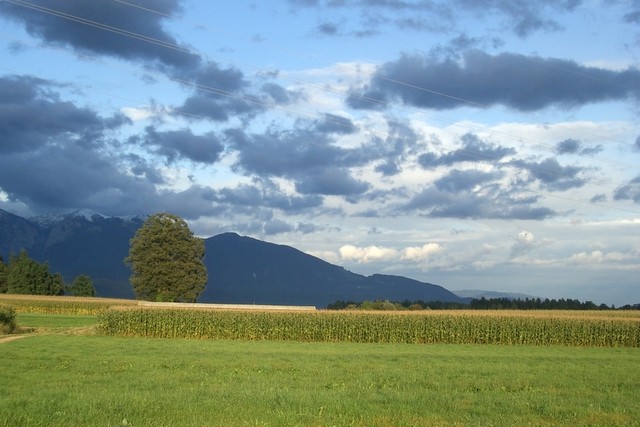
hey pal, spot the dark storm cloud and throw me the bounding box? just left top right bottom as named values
left=0, top=73, right=223, bottom=218
left=0, top=75, right=129, bottom=153
left=0, top=0, right=265, bottom=124
left=174, top=62, right=293, bottom=122
left=313, top=113, right=357, bottom=134
left=215, top=179, right=323, bottom=213
left=0, top=136, right=224, bottom=218
left=0, top=0, right=201, bottom=74
left=225, top=126, right=372, bottom=196
left=371, top=119, right=421, bottom=176
left=125, top=153, right=166, bottom=185
left=226, top=127, right=356, bottom=176
left=613, top=176, right=640, bottom=203
left=261, top=83, right=296, bottom=105
left=556, top=139, right=581, bottom=155
left=178, top=92, right=263, bottom=122
left=512, top=157, right=586, bottom=191
left=0, top=138, right=148, bottom=213
left=405, top=184, right=555, bottom=220
left=295, top=167, right=370, bottom=196
left=555, top=138, right=603, bottom=156
left=418, top=133, right=515, bottom=168
left=349, top=51, right=640, bottom=112
left=131, top=127, right=224, bottom=164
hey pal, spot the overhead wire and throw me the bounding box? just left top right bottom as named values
left=106, top=0, right=640, bottom=170
left=2, top=0, right=639, bottom=216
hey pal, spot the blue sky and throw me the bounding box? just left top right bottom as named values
left=1, top=0, right=639, bottom=305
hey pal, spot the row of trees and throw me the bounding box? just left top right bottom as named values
left=0, top=213, right=206, bottom=302
left=0, top=251, right=95, bottom=297
left=327, top=298, right=639, bottom=311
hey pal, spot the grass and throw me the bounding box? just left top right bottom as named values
left=15, top=313, right=98, bottom=330
left=1, top=334, right=639, bottom=426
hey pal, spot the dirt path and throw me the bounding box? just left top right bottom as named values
left=0, top=335, right=28, bottom=344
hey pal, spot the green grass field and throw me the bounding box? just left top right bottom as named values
left=16, top=312, right=98, bottom=330
left=1, top=329, right=639, bottom=426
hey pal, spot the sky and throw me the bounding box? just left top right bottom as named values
left=0, top=0, right=639, bottom=306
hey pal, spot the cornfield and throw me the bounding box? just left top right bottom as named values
left=0, top=294, right=136, bottom=315
left=98, top=307, right=640, bottom=347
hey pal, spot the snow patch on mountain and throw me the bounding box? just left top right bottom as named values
left=66, top=209, right=109, bottom=221
left=29, top=209, right=146, bottom=228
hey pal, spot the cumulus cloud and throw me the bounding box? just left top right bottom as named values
left=568, top=250, right=634, bottom=265
left=556, top=138, right=581, bottom=155
left=555, top=138, right=602, bottom=156
left=0, top=75, right=129, bottom=154
left=402, top=243, right=443, bottom=261
left=339, top=244, right=398, bottom=263
left=348, top=51, right=640, bottom=112
left=0, top=0, right=201, bottom=74
left=511, top=231, right=535, bottom=257
left=214, top=179, right=323, bottom=213
left=313, top=113, right=357, bottom=134
left=0, top=0, right=271, bottom=124
left=405, top=183, right=555, bottom=220
left=512, top=157, right=587, bottom=191
left=418, top=133, right=515, bottom=168
left=614, top=176, right=640, bottom=203
left=131, top=127, right=224, bottom=164
left=224, top=126, right=376, bottom=196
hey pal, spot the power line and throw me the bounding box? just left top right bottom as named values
left=2, top=0, right=639, bottom=216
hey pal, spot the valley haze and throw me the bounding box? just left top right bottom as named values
left=0, top=1, right=639, bottom=306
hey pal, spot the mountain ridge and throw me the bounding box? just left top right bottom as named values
left=0, top=209, right=464, bottom=307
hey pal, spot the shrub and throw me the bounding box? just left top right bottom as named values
left=0, top=304, right=17, bottom=334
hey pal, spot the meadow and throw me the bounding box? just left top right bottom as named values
left=1, top=295, right=639, bottom=426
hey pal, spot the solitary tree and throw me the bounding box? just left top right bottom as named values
left=67, top=274, right=96, bottom=297
left=124, top=213, right=207, bottom=302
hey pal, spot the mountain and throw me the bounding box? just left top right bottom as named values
left=202, top=233, right=462, bottom=307
left=0, top=209, right=464, bottom=307
left=453, top=290, right=541, bottom=300
left=0, top=209, right=144, bottom=298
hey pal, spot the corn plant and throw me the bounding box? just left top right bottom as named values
left=98, top=308, right=640, bottom=347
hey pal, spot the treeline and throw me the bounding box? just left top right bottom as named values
left=327, top=298, right=640, bottom=311
left=0, top=251, right=95, bottom=297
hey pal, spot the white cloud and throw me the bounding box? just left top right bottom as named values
left=568, top=250, right=633, bottom=265
left=121, top=106, right=155, bottom=121
left=306, top=250, right=340, bottom=264
left=401, top=242, right=443, bottom=261
left=339, top=244, right=398, bottom=263
left=510, top=230, right=535, bottom=257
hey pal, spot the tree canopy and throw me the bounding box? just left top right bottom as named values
left=124, top=213, right=207, bottom=302
left=67, top=274, right=96, bottom=297
left=5, top=250, right=64, bottom=295
left=0, top=256, right=7, bottom=294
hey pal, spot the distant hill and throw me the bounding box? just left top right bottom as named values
left=0, top=209, right=143, bottom=298
left=453, top=289, right=541, bottom=301
left=0, top=209, right=464, bottom=307
left=202, top=233, right=462, bottom=307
